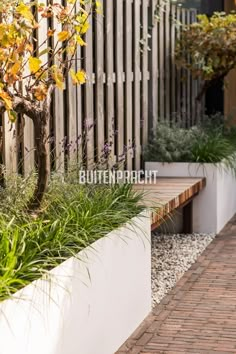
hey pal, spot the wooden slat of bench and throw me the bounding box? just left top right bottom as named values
left=133, top=177, right=206, bottom=228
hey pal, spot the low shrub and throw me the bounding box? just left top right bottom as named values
left=144, top=116, right=236, bottom=173
left=144, top=123, right=200, bottom=162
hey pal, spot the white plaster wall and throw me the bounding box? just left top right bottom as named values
left=0, top=211, right=151, bottom=354
left=146, top=162, right=236, bottom=233
left=216, top=167, right=236, bottom=232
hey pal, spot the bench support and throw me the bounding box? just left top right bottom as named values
left=183, top=200, right=193, bottom=234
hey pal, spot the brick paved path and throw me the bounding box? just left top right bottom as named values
left=117, top=217, right=236, bottom=354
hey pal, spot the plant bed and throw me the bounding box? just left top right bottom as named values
left=0, top=180, right=151, bottom=354
left=145, top=119, right=236, bottom=233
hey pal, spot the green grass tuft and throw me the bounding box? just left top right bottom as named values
left=0, top=177, right=145, bottom=302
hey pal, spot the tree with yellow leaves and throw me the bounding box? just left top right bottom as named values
left=175, top=12, right=236, bottom=101
left=0, top=0, right=97, bottom=211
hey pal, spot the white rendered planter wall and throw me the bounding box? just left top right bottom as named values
left=0, top=211, right=151, bottom=354
left=146, top=162, right=236, bottom=234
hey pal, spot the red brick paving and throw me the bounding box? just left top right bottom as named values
left=116, top=216, right=236, bottom=354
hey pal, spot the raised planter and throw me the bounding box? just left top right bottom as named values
left=0, top=211, right=151, bottom=354
left=146, top=162, right=236, bottom=234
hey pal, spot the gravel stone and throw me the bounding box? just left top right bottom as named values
left=151, top=232, right=216, bottom=307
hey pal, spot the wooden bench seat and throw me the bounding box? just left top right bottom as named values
left=134, top=177, right=206, bottom=232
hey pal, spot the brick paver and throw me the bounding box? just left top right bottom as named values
left=116, top=216, right=236, bottom=354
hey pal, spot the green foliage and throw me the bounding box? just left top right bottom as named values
left=144, top=122, right=200, bottom=162
left=0, top=176, right=145, bottom=302
left=144, top=117, right=236, bottom=173
left=175, top=12, right=236, bottom=84
left=191, top=133, right=235, bottom=163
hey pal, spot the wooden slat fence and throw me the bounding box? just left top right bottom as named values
left=1, top=1, right=203, bottom=174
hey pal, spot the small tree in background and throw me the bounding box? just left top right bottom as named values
left=175, top=12, right=236, bottom=101
left=0, top=0, right=98, bottom=211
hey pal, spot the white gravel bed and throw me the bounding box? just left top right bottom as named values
left=152, top=232, right=216, bottom=307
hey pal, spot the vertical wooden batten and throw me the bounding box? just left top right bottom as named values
left=224, top=0, right=236, bottom=121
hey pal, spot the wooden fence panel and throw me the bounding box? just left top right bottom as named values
left=84, top=4, right=94, bottom=167
left=191, top=9, right=197, bottom=125
left=76, top=45, right=83, bottom=165
left=52, top=0, right=65, bottom=172
left=105, top=0, right=115, bottom=163
left=115, top=0, right=124, bottom=166
left=2, top=117, right=17, bottom=173
left=75, top=45, right=83, bottom=164
left=176, top=6, right=182, bottom=124
left=1, top=1, right=202, bottom=174
left=149, top=0, right=158, bottom=132
left=134, top=0, right=141, bottom=170
left=170, top=4, right=177, bottom=118
left=181, top=8, right=187, bottom=127
left=95, top=0, right=105, bottom=162
left=186, top=9, right=191, bottom=127
left=141, top=0, right=149, bottom=149
left=158, top=0, right=165, bottom=120
left=23, top=118, right=35, bottom=175
left=22, top=60, right=34, bottom=175
left=125, top=0, right=133, bottom=170
left=36, top=0, right=51, bottom=173
left=66, top=2, right=78, bottom=166
left=164, top=0, right=171, bottom=121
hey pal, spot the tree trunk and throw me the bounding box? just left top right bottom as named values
left=27, top=111, right=49, bottom=212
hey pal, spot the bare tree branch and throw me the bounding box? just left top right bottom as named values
left=13, top=97, right=41, bottom=121
left=43, top=84, right=55, bottom=113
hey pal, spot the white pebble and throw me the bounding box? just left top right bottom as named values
left=151, top=232, right=216, bottom=307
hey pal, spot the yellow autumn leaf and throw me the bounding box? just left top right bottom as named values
left=66, top=44, right=76, bottom=55
left=70, top=69, right=86, bottom=85
left=34, top=84, right=48, bottom=101
left=75, top=22, right=90, bottom=35
left=29, top=56, right=42, bottom=74
left=35, top=69, right=47, bottom=80
left=58, top=31, right=70, bottom=42
left=0, top=48, right=7, bottom=62
left=52, top=66, right=64, bottom=89
left=76, top=35, right=87, bottom=46
left=95, top=1, right=102, bottom=14
left=10, top=62, right=21, bottom=76
left=76, top=13, right=90, bottom=34
left=16, top=2, right=34, bottom=22
left=70, top=69, right=78, bottom=85
left=25, top=43, right=34, bottom=53
left=0, top=91, right=12, bottom=110
left=76, top=70, right=86, bottom=84
left=47, top=29, right=55, bottom=37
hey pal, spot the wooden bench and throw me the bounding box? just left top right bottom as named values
left=134, top=177, right=206, bottom=233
